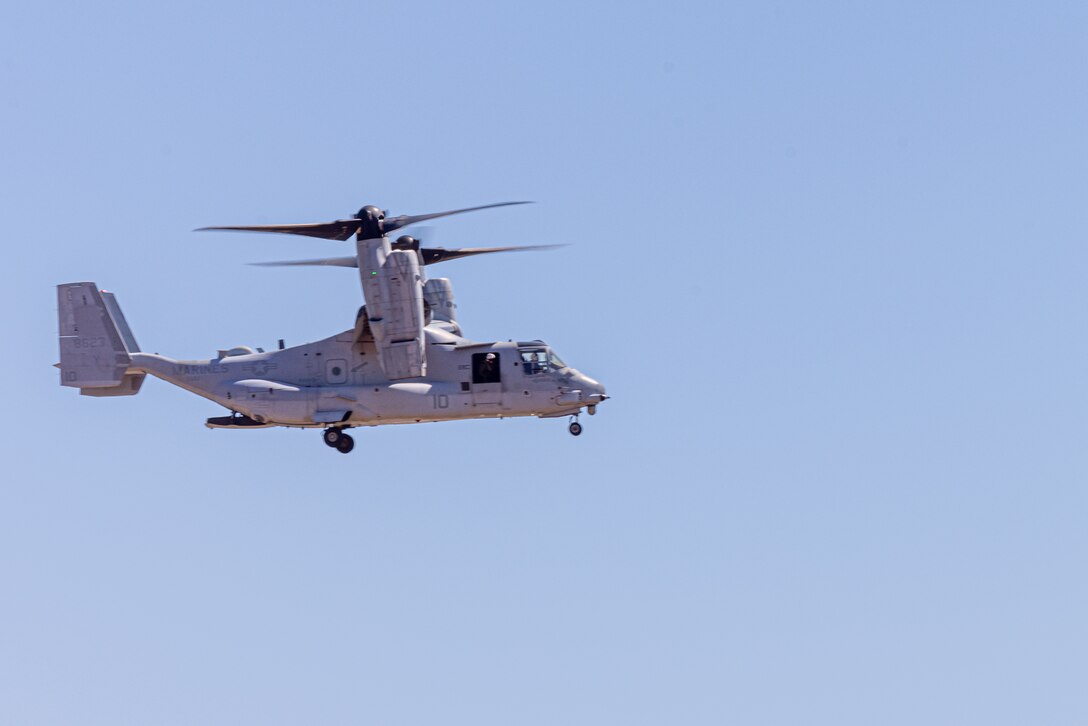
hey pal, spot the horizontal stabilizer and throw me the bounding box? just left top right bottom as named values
left=80, top=373, right=145, bottom=396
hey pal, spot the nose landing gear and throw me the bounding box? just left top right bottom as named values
left=568, top=417, right=583, bottom=436
left=323, top=427, right=355, bottom=453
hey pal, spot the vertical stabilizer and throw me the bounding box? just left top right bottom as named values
left=57, top=283, right=145, bottom=394
left=100, top=291, right=140, bottom=353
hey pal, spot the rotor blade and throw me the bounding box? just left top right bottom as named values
left=408, top=225, right=437, bottom=243
left=196, top=220, right=360, bottom=241
left=382, top=201, right=532, bottom=234
left=250, top=245, right=564, bottom=269
left=420, top=244, right=566, bottom=266
left=249, top=256, right=359, bottom=268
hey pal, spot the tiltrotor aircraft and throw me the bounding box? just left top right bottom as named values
left=56, top=202, right=607, bottom=453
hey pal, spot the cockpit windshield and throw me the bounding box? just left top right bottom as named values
left=519, top=347, right=568, bottom=375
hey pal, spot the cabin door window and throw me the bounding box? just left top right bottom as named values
left=471, top=352, right=502, bottom=405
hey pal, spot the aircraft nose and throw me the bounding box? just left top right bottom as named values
left=579, top=373, right=607, bottom=402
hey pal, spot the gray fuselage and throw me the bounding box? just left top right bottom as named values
left=129, top=324, right=606, bottom=429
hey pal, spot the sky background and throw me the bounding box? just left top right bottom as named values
left=3, top=1, right=1087, bottom=724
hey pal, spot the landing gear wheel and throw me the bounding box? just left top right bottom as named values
left=569, top=421, right=583, bottom=437
left=336, top=434, right=355, bottom=454
left=323, top=428, right=343, bottom=447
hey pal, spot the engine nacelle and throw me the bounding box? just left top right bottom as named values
left=423, top=277, right=461, bottom=335
left=359, top=246, right=427, bottom=380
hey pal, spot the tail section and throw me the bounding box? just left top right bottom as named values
left=57, top=282, right=145, bottom=396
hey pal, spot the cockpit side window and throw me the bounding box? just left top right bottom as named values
left=520, top=349, right=549, bottom=375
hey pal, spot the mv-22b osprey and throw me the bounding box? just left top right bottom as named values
left=57, top=202, right=607, bottom=453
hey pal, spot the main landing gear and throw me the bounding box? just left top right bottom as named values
left=568, top=417, right=583, bottom=437
left=323, top=427, right=355, bottom=454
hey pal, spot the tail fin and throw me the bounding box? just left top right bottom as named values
left=57, top=282, right=145, bottom=396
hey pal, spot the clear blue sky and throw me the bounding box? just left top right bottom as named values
left=3, top=1, right=1087, bottom=724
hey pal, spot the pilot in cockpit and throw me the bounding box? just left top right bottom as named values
left=521, top=349, right=549, bottom=375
